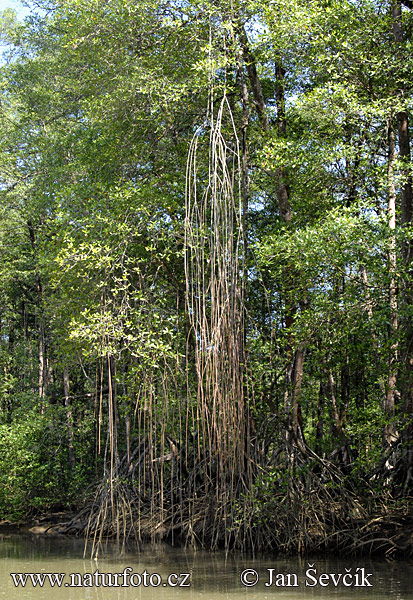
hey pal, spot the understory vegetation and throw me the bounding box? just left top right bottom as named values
left=0, top=0, right=412, bottom=556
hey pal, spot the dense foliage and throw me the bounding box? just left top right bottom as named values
left=0, top=0, right=411, bottom=554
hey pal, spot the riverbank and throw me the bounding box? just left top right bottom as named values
left=0, top=512, right=75, bottom=536
left=1, top=503, right=411, bottom=559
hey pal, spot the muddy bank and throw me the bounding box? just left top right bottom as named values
left=1, top=505, right=411, bottom=559
left=0, top=512, right=75, bottom=536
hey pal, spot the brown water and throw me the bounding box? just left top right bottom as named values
left=0, top=534, right=412, bottom=600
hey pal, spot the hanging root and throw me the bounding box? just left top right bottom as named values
left=62, top=94, right=412, bottom=559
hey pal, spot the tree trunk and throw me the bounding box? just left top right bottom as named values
left=397, top=110, right=413, bottom=463
left=38, top=320, right=45, bottom=404
left=391, top=1, right=412, bottom=479
left=238, top=26, right=301, bottom=432
left=107, top=354, right=118, bottom=469
left=28, top=219, right=47, bottom=411
left=237, top=23, right=270, bottom=133
left=315, top=380, right=325, bottom=453
left=328, top=370, right=342, bottom=438
left=385, top=117, right=399, bottom=446
left=274, top=60, right=292, bottom=223
left=63, top=366, right=76, bottom=470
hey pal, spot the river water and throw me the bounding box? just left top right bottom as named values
left=0, top=534, right=412, bottom=600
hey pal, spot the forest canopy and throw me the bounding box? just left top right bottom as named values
left=0, top=0, right=412, bottom=555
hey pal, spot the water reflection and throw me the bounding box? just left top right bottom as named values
left=0, top=534, right=411, bottom=600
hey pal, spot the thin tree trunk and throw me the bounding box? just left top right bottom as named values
left=315, top=380, right=325, bottom=453
left=238, top=26, right=301, bottom=432
left=328, top=370, right=342, bottom=438
left=38, top=320, right=45, bottom=404
left=340, top=357, right=350, bottom=429
left=391, top=0, right=413, bottom=474
left=28, top=219, right=46, bottom=411
left=108, top=354, right=118, bottom=470
left=292, top=344, right=305, bottom=438
left=275, top=59, right=303, bottom=433
left=361, top=265, right=388, bottom=399
left=107, top=354, right=117, bottom=521
left=122, top=363, right=131, bottom=466
left=237, top=23, right=270, bottom=133
left=385, top=117, right=399, bottom=446
left=274, top=60, right=292, bottom=223
left=397, top=110, right=413, bottom=233
left=63, top=366, right=76, bottom=470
